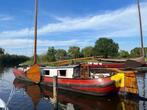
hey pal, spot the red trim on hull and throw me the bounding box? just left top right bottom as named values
left=43, top=76, right=113, bottom=85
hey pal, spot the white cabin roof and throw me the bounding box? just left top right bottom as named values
left=41, top=65, right=79, bottom=70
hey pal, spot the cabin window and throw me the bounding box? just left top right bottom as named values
left=58, top=70, right=66, bottom=76
left=44, top=70, right=50, bottom=75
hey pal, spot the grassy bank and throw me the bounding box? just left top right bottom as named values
left=22, top=57, right=96, bottom=66
left=22, top=56, right=147, bottom=67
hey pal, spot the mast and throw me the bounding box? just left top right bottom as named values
left=136, top=0, right=145, bottom=57
left=34, top=0, right=38, bottom=64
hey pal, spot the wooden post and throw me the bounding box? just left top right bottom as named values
left=53, top=76, right=57, bottom=101
left=53, top=76, right=58, bottom=110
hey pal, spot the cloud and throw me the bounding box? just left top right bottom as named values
left=0, top=38, right=93, bottom=56
left=0, top=38, right=92, bottom=48
left=0, top=15, right=14, bottom=21
left=0, top=28, right=33, bottom=38
left=36, top=2, right=147, bottom=38
left=0, top=2, right=147, bottom=39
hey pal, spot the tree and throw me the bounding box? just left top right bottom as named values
left=93, top=38, right=119, bottom=58
left=47, top=47, right=56, bottom=62
left=130, top=47, right=147, bottom=57
left=0, top=48, right=5, bottom=55
left=56, top=49, right=67, bottom=60
left=130, top=47, right=140, bottom=57
left=68, top=46, right=80, bottom=58
left=81, top=46, right=93, bottom=57
left=118, top=50, right=129, bottom=58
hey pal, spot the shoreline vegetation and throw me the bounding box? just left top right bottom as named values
left=22, top=38, right=147, bottom=66
left=0, top=48, right=29, bottom=67
left=0, top=38, right=147, bottom=67
left=0, top=54, right=29, bottom=67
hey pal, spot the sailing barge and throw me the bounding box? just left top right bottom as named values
left=13, top=64, right=122, bottom=96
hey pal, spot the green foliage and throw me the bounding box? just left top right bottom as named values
left=68, top=46, right=80, bottom=58
left=0, top=48, right=5, bottom=55
left=0, top=47, right=29, bottom=67
left=0, top=54, right=29, bottom=67
left=55, top=49, right=67, bottom=60
left=47, top=47, right=56, bottom=62
left=118, top=50, right=129, bottom=58
left=130, top=47, right=140, bottom=57
left=130, top=47, right=147, bottom=57
left=93, top=38, right=119, bottom=58
left=81, top=46, right=93, bottom=57
left=39, top=54, right=48, bottom=63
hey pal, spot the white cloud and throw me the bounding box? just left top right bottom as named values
left=36, top=2, right=147, bottom=38
left=0, top=28, right=33, bottom=38
left=0, top=15, right=14, bottom=21
left=0, top=2, right=147, bottom=39
left=0, top=39, right=92, bottom=48
left=0, top=38, right=93, bottom=56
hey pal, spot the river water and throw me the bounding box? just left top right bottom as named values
left=0, top=68, right=147, bottom=110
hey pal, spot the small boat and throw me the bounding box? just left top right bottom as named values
left=0, top=98, right=9, bottom=110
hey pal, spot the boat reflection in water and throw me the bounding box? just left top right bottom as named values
left=13, top=78, right=139, bottom=110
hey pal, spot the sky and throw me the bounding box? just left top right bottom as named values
left=0, top=0, right=147, bottom=56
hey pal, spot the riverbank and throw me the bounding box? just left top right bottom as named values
left=0, top=54, right=29, bottom=67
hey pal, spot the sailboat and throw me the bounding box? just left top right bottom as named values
left=13, top=0, right=125, bottom=96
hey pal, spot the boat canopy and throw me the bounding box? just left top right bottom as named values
left=41, top=65, right=80, bottom=78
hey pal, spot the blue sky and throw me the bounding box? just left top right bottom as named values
left=0, top=0, right=147, bottom=56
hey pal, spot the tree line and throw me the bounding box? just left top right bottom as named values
left=0, top=48, right=29, bottom=67
left=1, top=37, right=146, bottom=66
left=38, top=37, right=147, bottom=62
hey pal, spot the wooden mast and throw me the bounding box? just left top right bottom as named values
left=26, top=0, right=41, bottom=84
left=34, top=0, right=38, bottom=64
left=136, top=0, right=145, bottom=58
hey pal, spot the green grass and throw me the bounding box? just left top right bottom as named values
left=21, top=57, right=96, bottom=66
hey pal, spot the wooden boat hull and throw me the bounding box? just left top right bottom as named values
left=42, top=76, right=117, bottom=96
left=13, top=68, right=33, bottom=82
left=13, top=68, right=118, bottom=96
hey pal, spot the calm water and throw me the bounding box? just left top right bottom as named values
left=0, top=68, right=147, bottom=110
